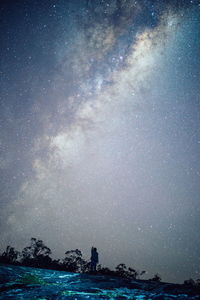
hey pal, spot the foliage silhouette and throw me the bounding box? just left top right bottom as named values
left=115, top=263, right=127, bottom=277
left=21, top=238, right=52, bottom=268
left=63, top=249, right=90, bottom=273
left=0, top=237, right=162, bottom=283
left=149, top=273, right=162, bottom=282
left=0, top=246, right=19, bottom=264
left=183, top=278, right=200, bottom=287
left=0, top=238, right=148, bottom=281
left=1, top=239, right=200, bottom=297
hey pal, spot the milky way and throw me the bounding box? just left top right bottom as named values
left=0, top=0, right=200, bottom=283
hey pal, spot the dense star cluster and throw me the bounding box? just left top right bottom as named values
left=0, top=0, right=199, bottom=283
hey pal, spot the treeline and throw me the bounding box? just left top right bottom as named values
left=1, top=237, right=199, bottom=286
left=0, top=237, right=152, bottom=280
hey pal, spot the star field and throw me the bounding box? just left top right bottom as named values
left=0, top=0, right=200, bottom=283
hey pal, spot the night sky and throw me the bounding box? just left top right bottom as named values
left=0, top=0, right=200, bottom=283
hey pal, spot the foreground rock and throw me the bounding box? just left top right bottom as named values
left=0, top=264, right=199, bottom=299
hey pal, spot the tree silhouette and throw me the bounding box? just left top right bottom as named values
left=21, top=238, right=52, bottom=267
left=127, top=267, right=139, bottom=279
left=0, top=237, right=160, bottom=282
left=184, top=278, right=196, bottom=286
left=63, top=249, right=89, bottom=273
left=115, top=263, right=127, bottom=277
left=150, top=273, right=162, bottom=282
left=0, top=246, right=19, bottom=264
left=97, top=266, right=113, bottom=276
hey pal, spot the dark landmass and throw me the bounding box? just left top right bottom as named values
left=1, top=238, right=200, bottom=299
left=1, top=264, right=200, bottom=299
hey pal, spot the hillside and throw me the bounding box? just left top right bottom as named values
left=0, top=264, right=200, bottom=299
